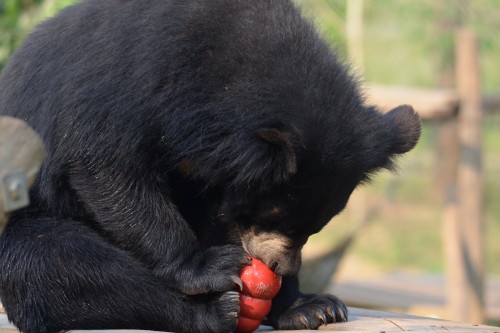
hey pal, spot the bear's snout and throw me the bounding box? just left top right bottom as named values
left=241, top=229, right=303, bottom=276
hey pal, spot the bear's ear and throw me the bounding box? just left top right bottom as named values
left=257, top=127, right=301, bottom=176
left=383, top=104, right=421, bottom=154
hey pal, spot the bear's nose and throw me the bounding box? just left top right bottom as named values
left=272, top=254, right=302, bottom=276
left=269, top=261, right=279, bottom=271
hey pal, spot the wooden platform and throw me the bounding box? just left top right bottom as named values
left=329, top=273, right=500, bottom=321
left=0, top=307, right=498, bottom=333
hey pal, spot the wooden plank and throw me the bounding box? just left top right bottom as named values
left=365, top=85, right=459, bottom=120
left=1, top=307, right=499, bottom=333
left=0, top=117, right=46, bottom=187
left=366, top=86, right=499, bottom=118
left=319, top=307, right=499, bottom=332
left=329, top=273, right=500, bottom=321
left=0, top=116, right=46, bottom=230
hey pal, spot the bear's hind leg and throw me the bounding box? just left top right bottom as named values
left=0, top=216, right=239, bottom=333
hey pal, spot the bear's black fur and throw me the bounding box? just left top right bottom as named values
left=0, top=1, right=421, bottom=332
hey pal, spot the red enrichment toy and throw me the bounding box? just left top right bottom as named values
left=236, top=258, right=282, bottom=333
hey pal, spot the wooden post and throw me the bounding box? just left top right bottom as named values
left=346, top=0, right=364, bottom=71
left=445, top=29, right=484, bottom=323
left=441, top=116, right=461, bottom=321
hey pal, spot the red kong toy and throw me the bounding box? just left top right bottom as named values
left=236, top=258, right=282, bottom=333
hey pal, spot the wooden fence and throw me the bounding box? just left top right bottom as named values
left=365, top=29, right=500, bottom=324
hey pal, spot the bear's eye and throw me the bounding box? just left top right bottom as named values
left=258, top=205, right=286, bottom=220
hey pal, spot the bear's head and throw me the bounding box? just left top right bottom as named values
left=216, top=104, right=421, bottom=276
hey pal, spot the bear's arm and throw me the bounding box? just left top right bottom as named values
left=68, top=158, right=248, bottom=295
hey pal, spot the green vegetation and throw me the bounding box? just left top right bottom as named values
left=296, top=0, right=500, bottom=92
left=0, top=0, right=77, bottom=69
left=0, top=0, right=499, bottom=275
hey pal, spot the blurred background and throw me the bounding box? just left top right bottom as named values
left=1, top=0, right=499, bottom=327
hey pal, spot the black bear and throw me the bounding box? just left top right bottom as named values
left=0, top=1, right=421, bottom=332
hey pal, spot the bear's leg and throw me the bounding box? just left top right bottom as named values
left=0, top=215, right=239, bottom=333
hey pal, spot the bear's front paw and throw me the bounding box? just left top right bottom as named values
left=180, top=245, right=251, bottom=295
left=191, top=290, right=240, bottom=333
left=274, top=294, right=348, bottom=330
left=208, top=291, right=241, bottom=333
